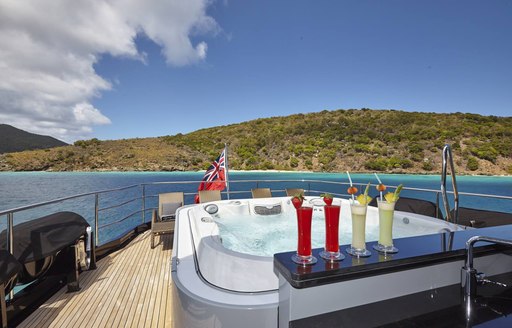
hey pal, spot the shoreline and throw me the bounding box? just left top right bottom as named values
left=0, top=169, right=510, bottom=178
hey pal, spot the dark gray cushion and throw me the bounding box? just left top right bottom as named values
left=161, top=202, right=182, bottom=220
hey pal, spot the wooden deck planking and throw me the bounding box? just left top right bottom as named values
left=133, top=236, right=159, bottom=328
left=91, top=237, right=138, bottom=328
left=122, top=237, right=156, bottom=328
left=18, top=231, right=174, bottom=328
left=108, top=237, right=148, bottom=328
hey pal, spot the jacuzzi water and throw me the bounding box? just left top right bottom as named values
left=212, top=199, right=456, bottom=257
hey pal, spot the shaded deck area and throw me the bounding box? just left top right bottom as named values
left=19, top=231, right=174, bottom=328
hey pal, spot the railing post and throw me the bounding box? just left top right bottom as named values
left=142, top=185, right=146, bottom=223
left=94, top=194, right=99, bottom=246
left=435, top=192, right=440, bottom=219
left=7, top=212, right=14, bottom=255
left=7, top=212, right=14, bottom=299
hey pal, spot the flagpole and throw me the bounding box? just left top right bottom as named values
left=224, top=143, right=231, bottom=200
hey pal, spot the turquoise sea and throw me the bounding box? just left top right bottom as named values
left=1, top=171, right=511, bottom=244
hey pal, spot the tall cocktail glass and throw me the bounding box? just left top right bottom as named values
left=319, top=205, right=344, bottom=261
left=373, top=200, right=399, bottom=254
left=346, top=203, right=371, bottom=257
left=291, top=206, right=317, bottom=265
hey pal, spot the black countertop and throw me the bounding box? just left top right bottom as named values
left=290, top=272, right=512, bottom=328
left=275, top=225, right=512, bottom=327
left=274, top=225, right=512, bottom=289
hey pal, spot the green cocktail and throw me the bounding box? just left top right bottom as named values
left=373, top=199, right=399, bottom=254
left=346, top=203, right=371, bottom=257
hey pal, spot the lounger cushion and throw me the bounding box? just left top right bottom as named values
left=161, top=202, right=182, bottom=220
left=369, top=197, right=442, bottom=219
left=453, top=207, right=512, bottom=227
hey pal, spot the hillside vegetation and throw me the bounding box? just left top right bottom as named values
left=1, top=109, right=511, bottom=175
left=0, top=124, right=67, bottom=153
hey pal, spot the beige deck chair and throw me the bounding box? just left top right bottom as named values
left=198, top=190, right=222, bottom=203
left=251, top=188, right=272, bottom=198
left=151, top=192, right=184, bottom=248
left=286, top=188, right=304, bottom=197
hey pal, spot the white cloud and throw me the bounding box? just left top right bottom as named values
left=0, top=0, right=219, bottom=142
left=196, top=42, right=208, bottom=60
left=73, top=103, right=112, bottom=125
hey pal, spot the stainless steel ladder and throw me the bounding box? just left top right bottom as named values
left=441, top=144, right=459, bottom=223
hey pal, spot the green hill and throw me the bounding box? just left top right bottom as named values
left=1, top=109, right=511, bottom=175
left=0, top=124, right=67, bottom=154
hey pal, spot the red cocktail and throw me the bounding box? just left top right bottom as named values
left=319, top=205, right=345, bottom=262
left=297, top=206, right=313, bottom=256
left=291, top=206, right=317, bottom=265
left=324, top=205, right=340, bottom=252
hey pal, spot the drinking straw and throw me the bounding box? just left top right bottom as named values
left=374, top=173, right=383, bottom=201
left=346, top=171, right=355, bottom=202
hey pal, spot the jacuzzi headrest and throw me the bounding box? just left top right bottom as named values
left=253, top=203, right=282, bottom=216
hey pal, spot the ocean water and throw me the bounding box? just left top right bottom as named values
left=1, top=171, right=511, bottom=244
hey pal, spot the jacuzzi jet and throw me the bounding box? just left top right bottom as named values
left=201, top=217, right=214, bottom=223
left=204, top=204, right=219, bottom=214
left=403, top=217, right=410, bottom=224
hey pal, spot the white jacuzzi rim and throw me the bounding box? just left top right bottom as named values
left=179, top=197, right=465, bottom=294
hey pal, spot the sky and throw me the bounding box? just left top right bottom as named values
left=0, top=1, right=511, bottom=143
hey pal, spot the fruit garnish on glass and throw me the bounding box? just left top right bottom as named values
left=376, top=183, right=386, bottom=192
left=347, top=186, right=358, bottom=195
left=384, top=184, right=403, bottom=203
left=320, top=193, right=333, bottom=205
left=356, top=183, right=373, bottom=205
left=291, top=193, right=304, bottom=209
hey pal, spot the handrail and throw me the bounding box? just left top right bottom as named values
left=441, top=144, right=460, bottom=223
left=225, top=179, right=512, bottom=200
left=2, top=176, right=511, bottom=249
left=0, top=184, right=140, bottom=217
left=2, top=179, right=509, bottom=221
left=99, top=209, right=143, bottom=229
left=99, top=196, right=141, bottom=212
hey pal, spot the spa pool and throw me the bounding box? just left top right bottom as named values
left=171, top=197, right=465, bottom=328
left=212, top=198, right=459, bottom=257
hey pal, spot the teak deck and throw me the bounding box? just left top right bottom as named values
left=19, top=231, right=174, bottom=328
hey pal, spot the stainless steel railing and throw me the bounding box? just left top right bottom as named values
left=0, top=184, right=141, bottom=248
left=441, top=144, right=460, bottom=224
left=0, top=175, right=510, bottom=302
left=2, top=178, right=512, bottom=254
